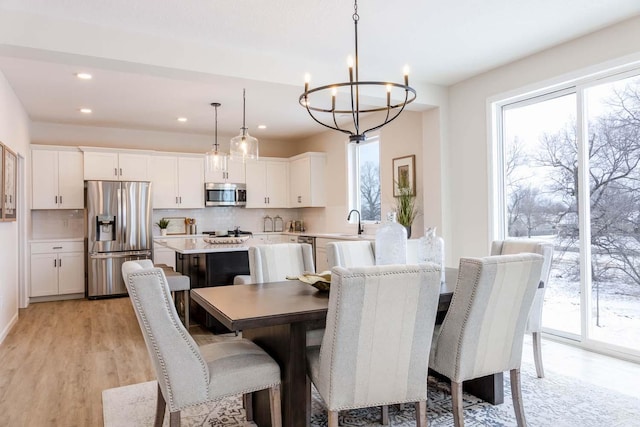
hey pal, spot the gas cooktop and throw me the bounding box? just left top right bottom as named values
left=202, top=229, right=253, bottom=237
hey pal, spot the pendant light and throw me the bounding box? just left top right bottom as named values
left=230, top=88, right=259, bottom=161
left=299, top=0, right=416, bottom=143
left=205, top=102, right=228, bottom=173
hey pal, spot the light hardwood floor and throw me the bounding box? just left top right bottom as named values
left=1, top=297, right=639, bottom=426
left=0, top=297, right=218, bottom=426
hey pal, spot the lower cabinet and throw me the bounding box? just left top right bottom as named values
left=30, top=241, right=85, bottom=298
left=153, top=243, right=176, bottom=269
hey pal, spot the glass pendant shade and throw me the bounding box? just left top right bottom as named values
left=230, top=130, right=259, bottom=161
left=205, top=102, right=228, bottom=173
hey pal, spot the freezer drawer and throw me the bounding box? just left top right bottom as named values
left=88, top=251, right=151, bottom=298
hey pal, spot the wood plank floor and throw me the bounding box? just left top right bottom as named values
left=0, top=297, right=220, bottom=427
left=1, top=297, right=639, bottom=426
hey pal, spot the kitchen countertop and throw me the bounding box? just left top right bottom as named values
left=154, top=237, right=252, bottom=254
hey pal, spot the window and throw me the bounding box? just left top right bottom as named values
left=495, top=66, right=640, bottom=358
left=348, top=136, right=381, bottom=222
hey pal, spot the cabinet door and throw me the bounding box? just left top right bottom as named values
left=245, top=161, right=267, bottom=208
left=58, top=252, right=85, bottom=294
left=30, top=253, right=59, bottom=297
left=83, top=152, right=119, bottom=180
left=266, top=161, right=289, bottom=208
left=226, top=158, right=246, bottom=183
left=177, top=156, right=204, bottom=208
left=119, top=153, right=150, bottom=181
left=150, top=156, right=179, bottom=209
left=154, top=245, right=176, bottom=269
left=58, top=151, right=85, bottom=209
left=31, top=149, right=59, bottom=209
left=289, top=157, right=310, bottom=206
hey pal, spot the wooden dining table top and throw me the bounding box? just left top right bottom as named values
left=190, top=267, right=458, bottom=332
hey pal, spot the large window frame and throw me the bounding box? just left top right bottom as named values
left=491, top=61, right=640, bottom=362
left=347, top=134, right=381, bottom=223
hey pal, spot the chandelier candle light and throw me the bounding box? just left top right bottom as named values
left=230, top=88, right=259, bottom=161
left=299, top=0, right=417, bottom=143
left=205, top=102, right=228, bottom=173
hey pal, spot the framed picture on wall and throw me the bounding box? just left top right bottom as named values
left=392, top=154, right=416, bottom=197
left=3, top=145, right=17, bottom=221
left=0, top=142, right=3, bottom=220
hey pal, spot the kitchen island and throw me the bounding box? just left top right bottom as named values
left=155, top=237, right=252, bottom=332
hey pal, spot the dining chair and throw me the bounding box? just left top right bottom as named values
left=233, top=243, right=315, bottom=284
left=326, top=240, right=375, bottom=269
left=429, top=254, right=543, bottom=427
left=121, top=261, right=282, bottom=427
left=122, top=259, right=191, bottom=329
left=307, top=264, right=442, bottom=427
left=491, top=239, right=554, bottom=378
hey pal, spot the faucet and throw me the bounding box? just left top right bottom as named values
left=347, top=209, right=364, bottom=235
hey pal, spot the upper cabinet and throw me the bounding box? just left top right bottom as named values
left=81, top=147, right=151, bottom=181
left=204, top=157, right=246, bottom=184
left=245, top=158, right=289, bottom=208
left=289, top=152, right=326, bottom=208
left=150, top=154, right=204, bottom=209
left=31, top=147, right=84, bottom=210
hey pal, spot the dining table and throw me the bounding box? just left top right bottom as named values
left=190, top=267, right=504, bottom=427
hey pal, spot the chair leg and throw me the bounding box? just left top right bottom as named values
left=451, top=381, right=464, bottom=427
left=510, top=368, right=527, bottom=427
left=183, top=290, right=190, bottom=330
left=169, top=411, right=181, bottom=427
left=154, top=383, right=166, bottom=427
left=269, top=385, right=283, bottom=427
left=415, top=401, right=427, bottom=427
left=328, top=410, right=339, bottom=427
left=243, top=393, right=253, bottom=421
left=532, top=331, right=544, bottom=378
left=381, top=405, right=389, bottom=425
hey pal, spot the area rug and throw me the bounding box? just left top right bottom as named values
left=103, top=362, right=640, bottom=426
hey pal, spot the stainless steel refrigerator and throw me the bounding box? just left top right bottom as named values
left=86, top=180, right=153, bottom=298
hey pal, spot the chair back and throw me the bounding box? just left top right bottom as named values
left=430, top=254, right=543, bottom=383
left=490, top=239, right=553, bottom=333
left=316, top=264, right=441, bottom=409
left=326, top=240, right=375, bottom=269
left=121, top=261, right=210, bottom=411
left=249, top=243, right=315, bottom=283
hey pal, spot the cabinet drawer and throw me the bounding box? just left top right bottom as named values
left=31, top=241, right=84, bottom=254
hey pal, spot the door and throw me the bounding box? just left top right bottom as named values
left=119, top=153, right=150, bottom=181
left=121, top=181, right=152, bottom=251
left=266, top=160, right=289, bottom=207
left=83, top=151, right=119, bottom=180
left=151, top=155, right=179, bottom=208
left=30, top=253, right=58, bottom=297
left=245, top=160, right=267, bottom=207
left=58, top=151, right=84, bottom=208
left=177, top=156, right=205, bottom=208
left=86, top=181, right=121, bottom=253
left=31, top=150, right=58, bottom=209
left=58, top=252, right=85, bottom=294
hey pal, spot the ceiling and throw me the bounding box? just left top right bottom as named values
left=1, top=0, right=640, bottom=142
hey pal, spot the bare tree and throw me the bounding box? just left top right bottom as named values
left=360, top=162, right=380, bottom=221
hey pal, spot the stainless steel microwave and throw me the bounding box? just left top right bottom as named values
left=205, top=182, right=247, bottom=207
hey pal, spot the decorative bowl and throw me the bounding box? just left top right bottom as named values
left=287, top=271, right=331, bottom=292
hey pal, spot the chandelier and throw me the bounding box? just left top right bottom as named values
left=230, top=88, right=259, bottom=161
left=205, top=102, right=228, bottom=173
left=299, top=0, right=416, bottom=144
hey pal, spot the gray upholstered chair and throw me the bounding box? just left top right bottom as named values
left=326, top=240, right=375, bottom=269
left=121, top=261, right=282, bottom=427
left=491, top=239, right=554, bottom=378
left=233, top=243, right=315, bottom=285
left=122, top=259, right=191, bottom=329
left=307, top=264, right=442, bottom=427
left=430, top=254, right=543, bottom=427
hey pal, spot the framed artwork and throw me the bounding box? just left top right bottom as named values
left=392, top=154, right=416, bottom=197
left=3, top=145, right=16, bottom=221
left=165, top=217, right=187, bottom=235
left=0, top=143, right=3, bottom=220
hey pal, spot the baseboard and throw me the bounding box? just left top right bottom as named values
left=0, top=310, right=19, bottom=346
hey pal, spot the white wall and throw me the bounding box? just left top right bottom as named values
left=447, top=16, right=640, bottom=262
left=0, top=71, right=30, bottom=343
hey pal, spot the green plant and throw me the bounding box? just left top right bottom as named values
left=395, top=181, right=417, bottom=228
left=156, top=218, right=170, bottom=229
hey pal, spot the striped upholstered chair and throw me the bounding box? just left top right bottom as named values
left=122, top=262, right=282, bottom=427
left=430, top=254, right=543, bottom=427
left=307, top=264, right=442, bottom=427
left=326, top=240, right=375, bottom=269
left=491, top=239, right=554, bottom=378
left=233, top=243, right=315, bottom=284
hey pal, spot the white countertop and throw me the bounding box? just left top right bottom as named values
left=154, top=237, right=251, bottom=254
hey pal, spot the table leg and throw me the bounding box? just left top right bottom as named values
left=243, top=322, right=310, bottom=427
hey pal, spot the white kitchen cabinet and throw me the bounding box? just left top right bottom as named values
left=31, top=148, right=84, bottom=209
left=204, top=157, right=245, bottom=183
left=289, top=152, right=326, bottom=207
left=82, top=149, right=151, bottom=181
left=150, top=154, right=204, bottom=209
left=153, top=243, right=176, bottom=269
left=245, top=158, right=289, bottom=208
left=30, top=241, right=85, bottom=297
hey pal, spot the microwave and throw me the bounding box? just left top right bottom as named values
left=204, top=182, right=247, bottom=207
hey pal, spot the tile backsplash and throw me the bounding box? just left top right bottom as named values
left=31, top=209, right=85, bottom=240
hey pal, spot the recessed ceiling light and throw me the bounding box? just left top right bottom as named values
left=79, top=108, right=92, bottom=114
left=177, top=117, right=188, bottom=122
left=258, top=125, right=267, bottom=129
left=76, top=73, right=92, bottom=80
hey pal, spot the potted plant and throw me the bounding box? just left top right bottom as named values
left=156, top=218, right=170, bottom=236
left=395, top=180, right=417, bottom=238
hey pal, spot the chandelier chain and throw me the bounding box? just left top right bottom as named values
left=353, top=0, right=359, bottom=22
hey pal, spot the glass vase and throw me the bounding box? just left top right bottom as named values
left=375, top=212, right=407, bottom=265
left=419, top=227, right=445, bottom=282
